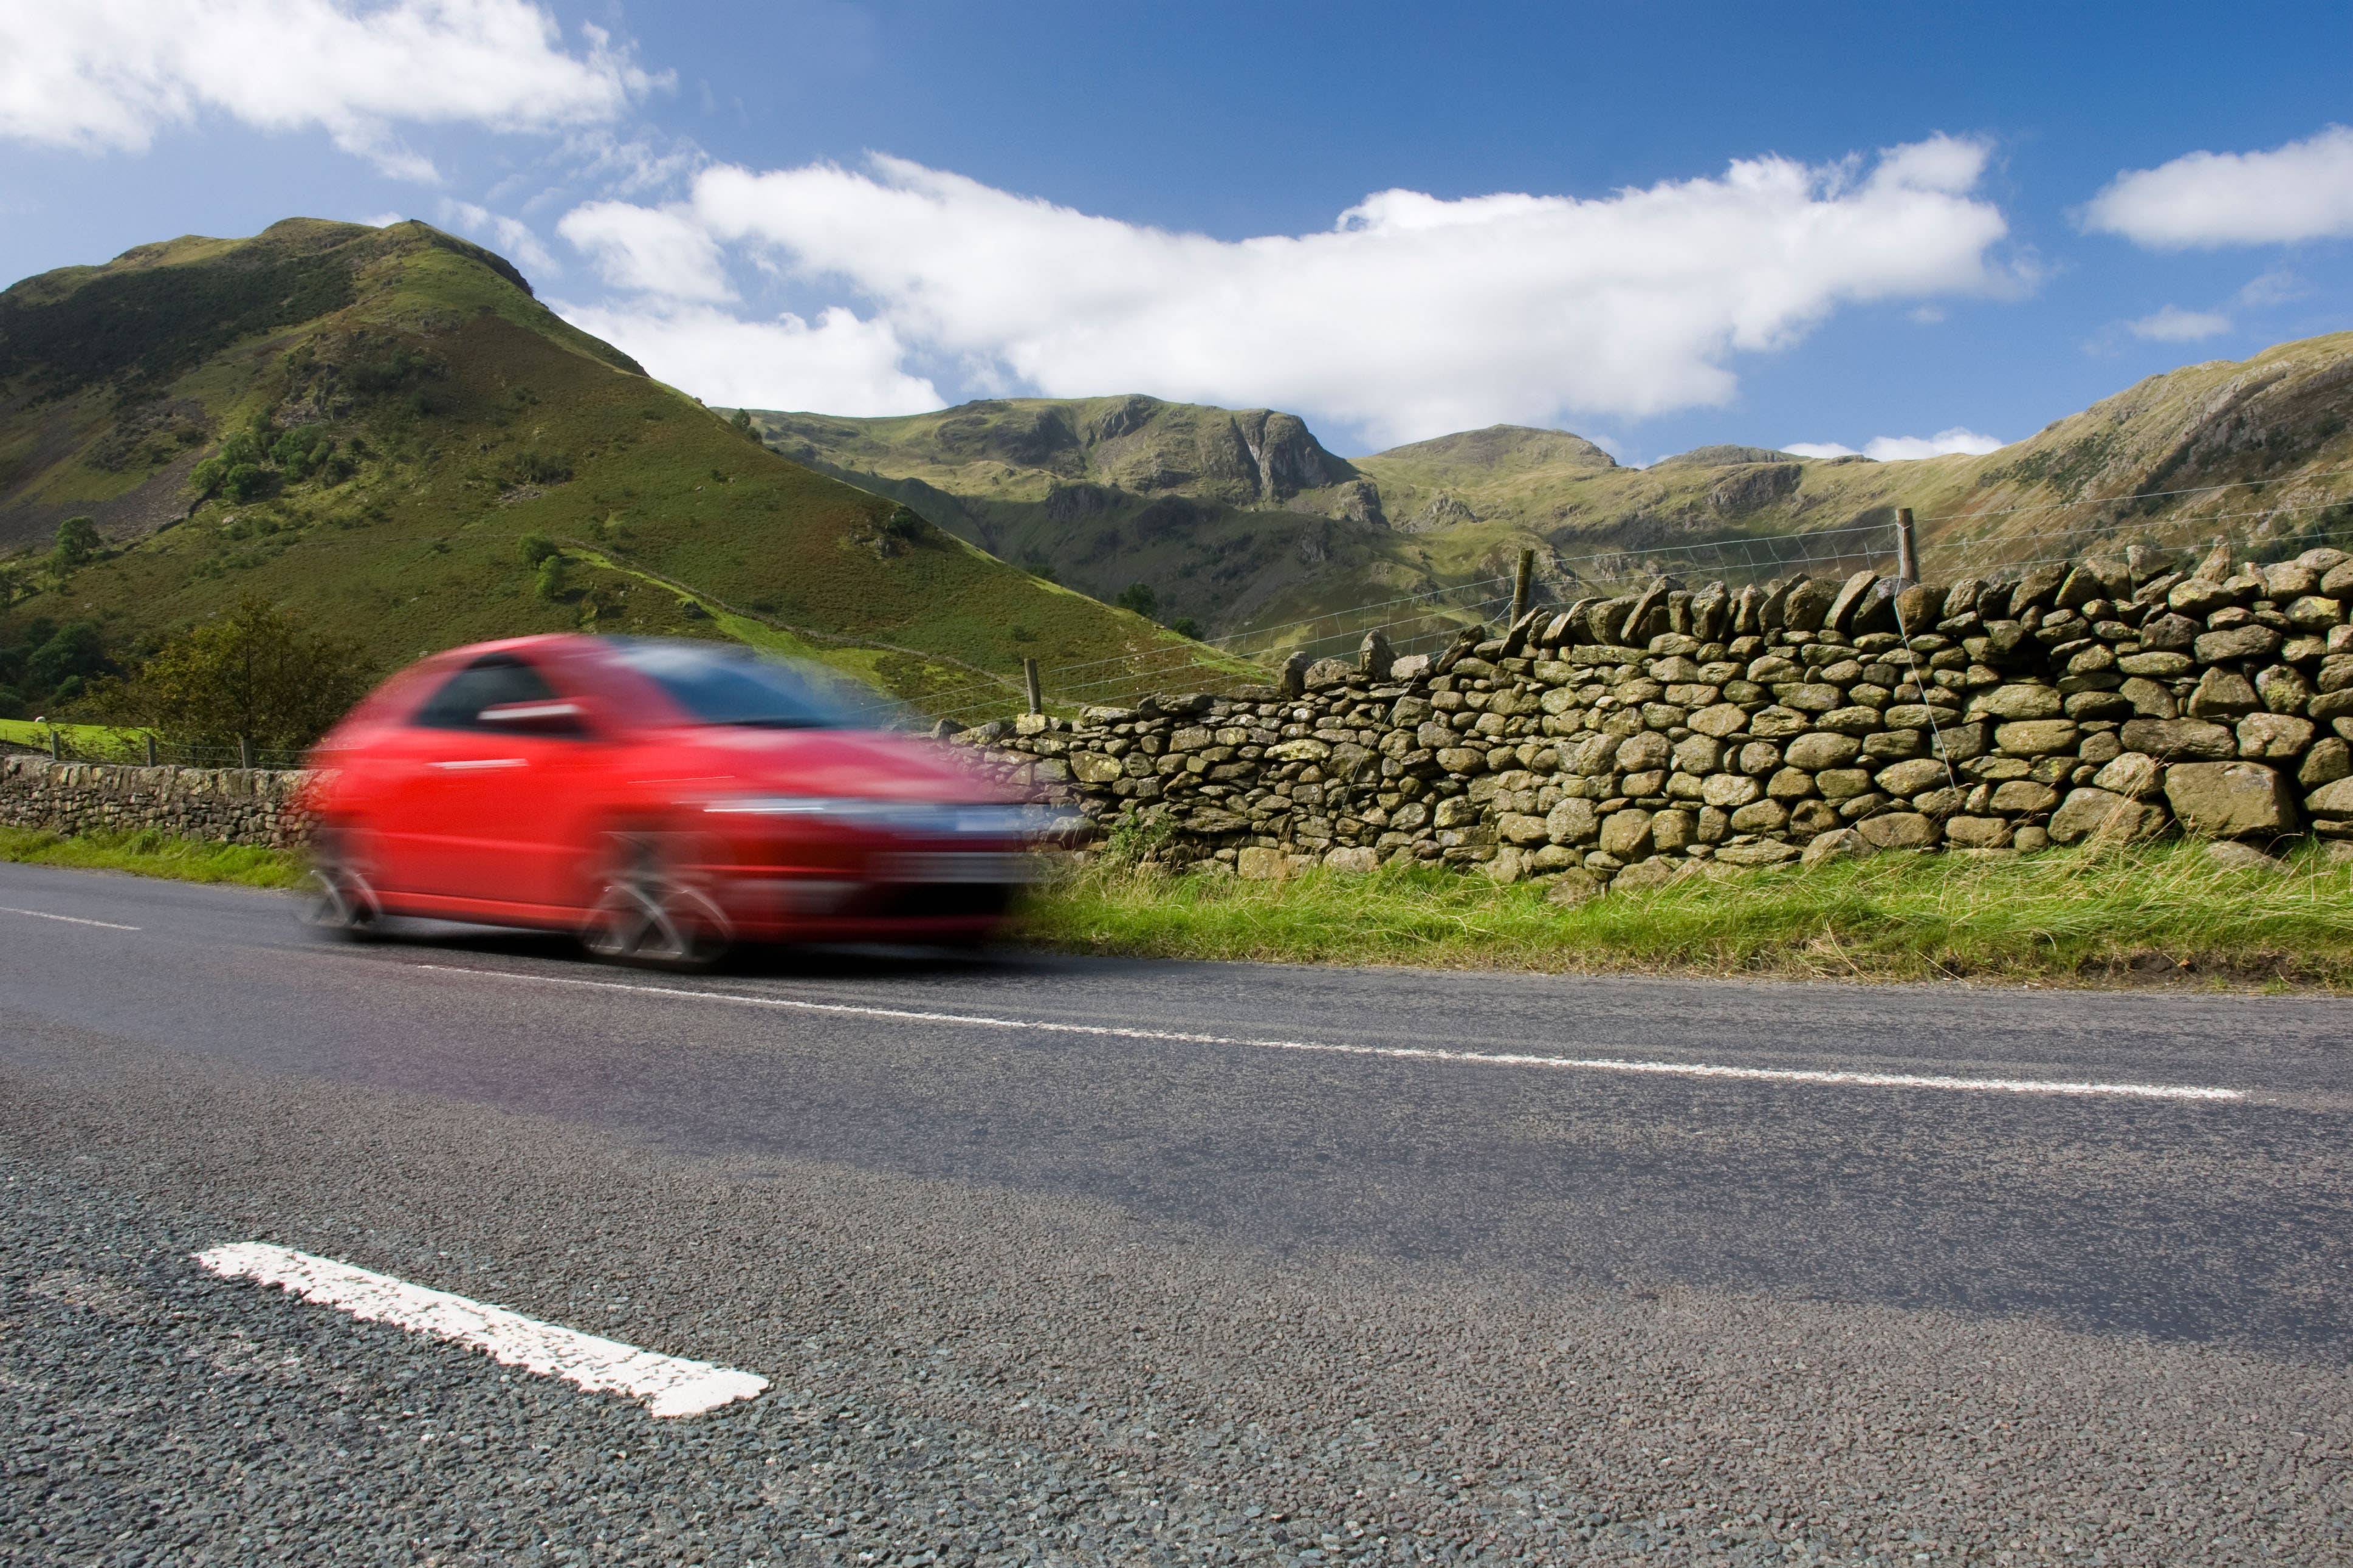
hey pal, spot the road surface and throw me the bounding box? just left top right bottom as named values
left=2, top=860, right=2349, bottom=1564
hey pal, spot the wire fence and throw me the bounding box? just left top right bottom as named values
left=1, top=728, right=306, bottom=770
left=938, top=470, right=2353, bottom=727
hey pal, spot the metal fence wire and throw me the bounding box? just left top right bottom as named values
left=2, top=730, right=305, bottom=770
left=945, top=472, right=2353, bottom=725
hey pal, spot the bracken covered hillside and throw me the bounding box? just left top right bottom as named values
left=744, top=334, right=2353, bottom=645
left=0, top=219, right=1214, bottom=713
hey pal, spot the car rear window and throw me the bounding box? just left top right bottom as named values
left=606, top=640, right=866, bottom=729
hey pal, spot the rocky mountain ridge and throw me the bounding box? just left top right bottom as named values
left=741, top=332, right=2353, bottom=647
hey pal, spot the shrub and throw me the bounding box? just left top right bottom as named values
left=510, top=450, right=572, bottom=487
left=50, top=515, right=100, bottom=570
left=122, top=598, right=377, bottom=751
left=518, top=532, right=558, bottom=567
left=1115, top=582, right=1158, bottom=617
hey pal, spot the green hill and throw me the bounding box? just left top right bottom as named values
left=0, top=219, right=1215, bottom=721
left=743, top=332, right=2353, bottom=645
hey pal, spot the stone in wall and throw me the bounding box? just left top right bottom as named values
left=961, top=543, right=2353, bottom=885
left=0, top=755, right=314, bottom=849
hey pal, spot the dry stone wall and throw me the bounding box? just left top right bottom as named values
left=0, top=755, right=314, bottom=847
left=960, top=544, right=2353, bottom=888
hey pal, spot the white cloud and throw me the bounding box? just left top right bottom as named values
left=0, top=0, right=664, bottom=181
left=439, top=199, right=557, bottom=276
left=2125, top=304, right=2231, bottom=342
left=2237, top=269, right=2309, bottom=308
left=2085, top=125, right=2353, bottom=248
left=558, top=200, right=733, bottom=302
left=551, top=300, right=941, bottom=416
left=559, top=135, right=2015, bottom=446
left=1785, top=428, right=2005, bottom=462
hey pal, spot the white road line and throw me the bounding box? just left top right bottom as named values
left=0, top=905, right=139, bottom=931
left=194, top=1242, right=767, bottom=1417
left=407, top=962, right=2245, bottom=1102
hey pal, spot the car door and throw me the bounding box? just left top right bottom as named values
left=391, top=653, right=596, bottom=911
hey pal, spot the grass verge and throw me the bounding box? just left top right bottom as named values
left=1025, top=840, right=2353, bottom=987
left=8, top=822, right=2349, bottom=987
left=0, top=827, right=305, bottom=889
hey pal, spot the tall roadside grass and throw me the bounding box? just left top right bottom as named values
left=1025, top=841, right=2353, bottom=987
left=0, top=827, right=304, bottom=889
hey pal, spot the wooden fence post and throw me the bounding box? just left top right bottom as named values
left=48, top=727, right=61, bottom=761
left=1895, top=507, right=1919, bottom=586
left=145, top=734, right=158, bottom=767
left=1022, top=657, right=1042, bottom=716
left=238, top=736, right=253, bottom=770
left=1509, top=549, right=1535, bottom=626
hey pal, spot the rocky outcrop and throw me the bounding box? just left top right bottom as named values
left=1402, top=493, right=1478, bottom=533
left=967, top=544, right=2353, bottom=882
left=1708, top=463, right=1802, bottom=517
left=1231, top=410, right=1353, bottom=501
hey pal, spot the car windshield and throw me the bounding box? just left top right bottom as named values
left=606, top=640, right=879, bottom=729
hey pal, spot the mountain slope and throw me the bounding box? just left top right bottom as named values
left=751, top=395, right=1393, bottom=635
left=745, top=332, right=2353, bottom=643
left=0, top=219, right=1210, bottom=716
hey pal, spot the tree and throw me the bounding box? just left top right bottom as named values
left=1115, top=582, right=1158, bottom=618
left=729, top=407, right=761, bottom=442
left=518, top=532, right=558, bottom=567
left=127, top=598, right=379, bottom=751
left=1169, top=616, right=1203, bottom=640
left=51, top=515, right=100, bottom=571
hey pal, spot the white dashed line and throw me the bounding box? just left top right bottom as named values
left=408, top=962, right=2245, bottom=1102
left=0, top=905, right=139, bottom=931
left=194, top=1243, right=767, bottom=1417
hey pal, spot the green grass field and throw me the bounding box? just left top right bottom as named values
left=0, top=826, right=303, bottom=887
left=7, top=818, right=2349, bottom=987
left=0, top=718, right=154, bottom=758
left=1026, top=840, right=2353, bottom=987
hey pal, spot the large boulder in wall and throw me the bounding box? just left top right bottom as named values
left=2163, top=761, right=2298, bottom=839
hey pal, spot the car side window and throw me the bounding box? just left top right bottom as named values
left=410, top=656, right=561, bottom=733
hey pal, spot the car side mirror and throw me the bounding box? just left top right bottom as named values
left=478, top=700, right=591, bottom=738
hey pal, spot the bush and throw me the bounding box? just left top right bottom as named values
left=268, top=424, right=335, bottom=480
left=122, top=598, right=378, bottom=751
left=535, top=555, right=568, bottom=600
left=220, top=462, right=273, bottom=502
left=50, top=515, right=100, bottom=572
left=518, top=532, right=558, bottom=567
left=510, top=451, right=572, bottom=487
left=1116, top=582, right=1158, bottom=617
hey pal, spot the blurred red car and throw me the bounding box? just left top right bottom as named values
left=298, top=635, right=1063, bottom=965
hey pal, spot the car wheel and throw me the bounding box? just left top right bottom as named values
left=582, top=831, right=732, bottom=971
left=299, top=833, right=383, bottom=940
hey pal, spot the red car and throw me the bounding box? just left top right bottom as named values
left=298, top=635, right=1061, bottom=966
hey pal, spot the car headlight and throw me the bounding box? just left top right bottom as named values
left=702, top=798, right=1077, bottom=837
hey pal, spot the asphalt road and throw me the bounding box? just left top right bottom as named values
left=3, top=860, right=2351, bottom=1565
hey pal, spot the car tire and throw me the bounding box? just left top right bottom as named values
left=298, top=831, right=383, bottom=940
left=581, top=830, right=732, bottom=971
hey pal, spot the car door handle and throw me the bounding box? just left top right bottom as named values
left=430, top=758, right=527, bottom=771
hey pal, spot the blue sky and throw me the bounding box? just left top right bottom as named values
left=4, top=1, right=2351, bottom=462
